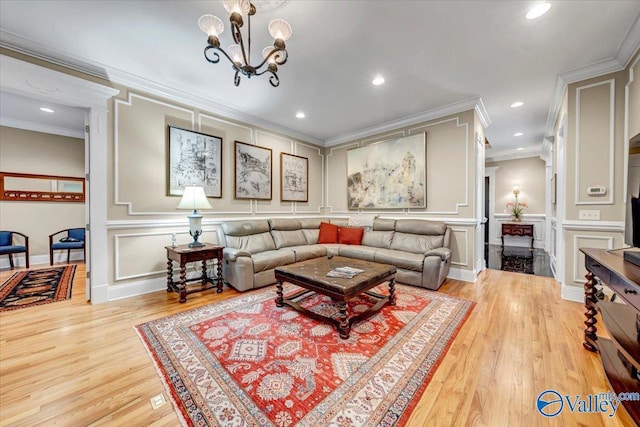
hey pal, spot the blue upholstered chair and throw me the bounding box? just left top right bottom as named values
left=0, top=231, right=29, bottom=269
left=49, top=228, right=85, bottom=265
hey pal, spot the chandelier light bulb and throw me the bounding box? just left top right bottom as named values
left=268, top=19, right=292, bottom=41
left=223, top=0, right=251, bottom=15
left=198, top=14, right=224, bottom=37
left=228, top=44, right=244, bottom=64
left=526, top=2, right=551, bottom=20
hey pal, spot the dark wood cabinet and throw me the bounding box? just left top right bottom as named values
left=580, top=247, right=640, bottom=424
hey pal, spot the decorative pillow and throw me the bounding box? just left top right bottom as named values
left=338, top=226, right=364, bottom=245
left=318, top=222, right=339, bottom=244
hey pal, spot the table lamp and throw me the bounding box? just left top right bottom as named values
left=176, top=186, right=212, bottom=247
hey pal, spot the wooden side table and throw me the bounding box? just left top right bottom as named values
left=165, top=243, right=223, bottom=303
left=501, top=222, right=534, bottom=248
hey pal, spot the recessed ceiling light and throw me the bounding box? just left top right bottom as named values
left=510, top=101, right=524, bottom=108
left=40, top=107, right=54, bottom=113
left=295, top=111, right=305, bottom=119
left=372, top=75, right=385, bottom=86
left=516, top=147, right=524, bottom=151
left=526, top=3, right=551, bottom=19
left=514, top=132, right=524, bottom=137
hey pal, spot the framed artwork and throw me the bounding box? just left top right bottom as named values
left=280, top=153, right=308, bottom=202
left=347, top=133, right=426, bottom=209
left=167, top=126, right=222, bottom=197
left=234, top=141, right=272, bottom=200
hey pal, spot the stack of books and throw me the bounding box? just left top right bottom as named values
left=326, top=266, right=364, bottom=279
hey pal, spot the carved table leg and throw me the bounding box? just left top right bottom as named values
left=216, top=257, right=223, bottom=293
left=179, top=263, right=187, bottom=303
left=338, top=301, right=350, bottom=339
left=583, top=271, right=599, bottom=352
left=388, top=278, right=396, bottom=306
left=201, top=260, right=208, bottom=287
left=166, top=259, right=173, bottom=292
left=275, top=280, right=284, bottom=307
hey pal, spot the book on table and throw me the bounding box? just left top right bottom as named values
left=326, top=266, right=365, bottom=278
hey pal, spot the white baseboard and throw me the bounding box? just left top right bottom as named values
left=108, top=277, right=167, bottom=301
left=562, top=284, right=584, bottom=303
left=0, top=252, right=84, bottom=269
left=447, top=267, right=477, bottom=283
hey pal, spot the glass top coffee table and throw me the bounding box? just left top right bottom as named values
left=274, top=256, right=397, bottom=339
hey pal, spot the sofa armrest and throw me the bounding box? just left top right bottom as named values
left=424, top=247, right=451, bottom=262
left=223, top=248, right=252, bottom=262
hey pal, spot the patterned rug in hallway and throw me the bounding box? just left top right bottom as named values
left=0, top=265, right=76, bottom=312
left=135, top=283, right=474, bottom=427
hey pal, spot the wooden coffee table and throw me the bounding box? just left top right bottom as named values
left=274, top=256, right=397, bottom=339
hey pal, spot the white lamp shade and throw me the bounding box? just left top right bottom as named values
left=198, top=14, right=224, bottom=37
left=268, top=19, right=292, bottom=41
left=176, top=186, right=212, bottom=211
left=223, top=0, right=251, bottom=15
left=228, top=44, right=244, bottom=64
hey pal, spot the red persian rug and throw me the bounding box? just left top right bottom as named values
left=136, top=283, right=474, bottom=426
left=0, top=265, right=76, bottom=312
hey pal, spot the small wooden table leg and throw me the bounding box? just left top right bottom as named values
left=179, top=263, right=187, bottom=303
left=201, top=260, right=208, bottom=287
left=388, top=278, right=396, bottom=306
left=216, top=259, right=223, bottom=293
left=275, top=281, right=284, bottom=307
left=166, top=259, right=173, bottom=292
left=338, top=301, right=350, bottom=339
left=583, top=271, right=598, bottom=352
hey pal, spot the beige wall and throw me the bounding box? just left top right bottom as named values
left=486, top=157, right=546, bottom=215
left=108, top=89, right=325, bottom=286
left=0, top=126, right=85, bottom=258
left=629, top=51, right=640, bottom=141
left=325, top=110, right=479, bottom=273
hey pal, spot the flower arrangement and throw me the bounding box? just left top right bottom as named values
left=507, top=186, right=528, bottom=221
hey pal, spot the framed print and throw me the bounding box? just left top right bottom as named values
left=347, top=133, right=426, bottom=209
left=280, top=153, right=308, bottom=202
left=234, top=141, right=272, bottom=200
left=167, top=126, right=222, bottom=197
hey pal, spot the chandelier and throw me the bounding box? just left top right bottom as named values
left=198, top=0, right=292, bottom=87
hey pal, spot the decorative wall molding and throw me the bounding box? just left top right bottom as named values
left=562, top=220, right=625, bottom=232
left=572, top=234, right=614, bottom=283
left=450, top=228, right=469, bottom=267
left=0, top=116, right=84, bottom=139
left=574, top=79, right=615, bottom=205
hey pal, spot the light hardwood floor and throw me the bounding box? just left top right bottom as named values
left=0, top=263, right=635, bottom=426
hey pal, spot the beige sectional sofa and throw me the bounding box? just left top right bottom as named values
left=216, top=217, right=452, bottom=292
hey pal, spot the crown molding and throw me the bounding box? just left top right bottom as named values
left=0, top=30, right=325, bottom=147
left=325, top=97, right=489, bottom=147
left=0, top=116, right=84, bottom=138
left=617, top=12, right=640, bottom=68
left=485, top=145, right=542, bottom=163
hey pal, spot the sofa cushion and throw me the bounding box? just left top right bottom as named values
left=252, top=250, right=296, bottom=273
left=374, top=249, right=424, bottom=272
left=226, top=232, right=276, bottom=254
left=271, top=230, right=307, bottom=249
left=302, top=229, right=319, bottom=244
left=318, top=222, right=339, bottom=244
left=299, top=218, right=322, bottom=229
left=390, top=233, right=444, bottom=254
left=287, top=244, right=327, bottom=262
left=395, top=219, right=446, bottom=235
left=222, top=220, right=271, bottom=236
left=339, top=245, right=377, bottom=262
left=268, top=218, right=302, bottom=231
left=329, top=218, right=350, bottom=227
left=373, top=218, right=396, bottom=231
left=361, top=230, right=393, bottom=249
left=338, top=227, right=364, bottom=245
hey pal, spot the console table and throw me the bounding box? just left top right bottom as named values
left=501, top=222, right=534, bottom=248
left=165, top=243, right=223, bottom=303
left=580, top=247, right=640, bottom=424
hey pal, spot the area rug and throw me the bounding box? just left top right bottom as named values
left=0, top=265, right=76, bottom=312
left=135, top=283, right=474, bottom=426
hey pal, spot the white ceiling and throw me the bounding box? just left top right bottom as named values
left=0, top=1, right=639, bottom=158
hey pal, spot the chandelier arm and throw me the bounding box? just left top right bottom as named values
left=230, top=20, right=250, bottom=67
left=268, top=72, right=280, bottom=87
left=234, top=69, right=241, bottom=86
left=251, top=48, right=288, bottom=72
left=204, top=45, right=237, bottom=68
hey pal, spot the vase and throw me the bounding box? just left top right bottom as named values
left=512, top=216, right=522, bottom=222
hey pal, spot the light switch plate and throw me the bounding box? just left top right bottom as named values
left=579, top=209, right=600, bottom=220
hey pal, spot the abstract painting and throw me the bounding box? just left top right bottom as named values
left=234, top=141, right=272, bottom=200
left=167, top=126, right=222, bottom=197
left=347, top=133, right=426, bottom=209
left=280, top=153, right=308, bottom=202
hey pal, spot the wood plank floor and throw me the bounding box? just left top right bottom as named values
left=0, top=264, right=635, bottom=426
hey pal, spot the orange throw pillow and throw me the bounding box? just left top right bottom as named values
left=318, top=222, right=339, bottom=244
left=338, top=226, right=364, bottom=245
